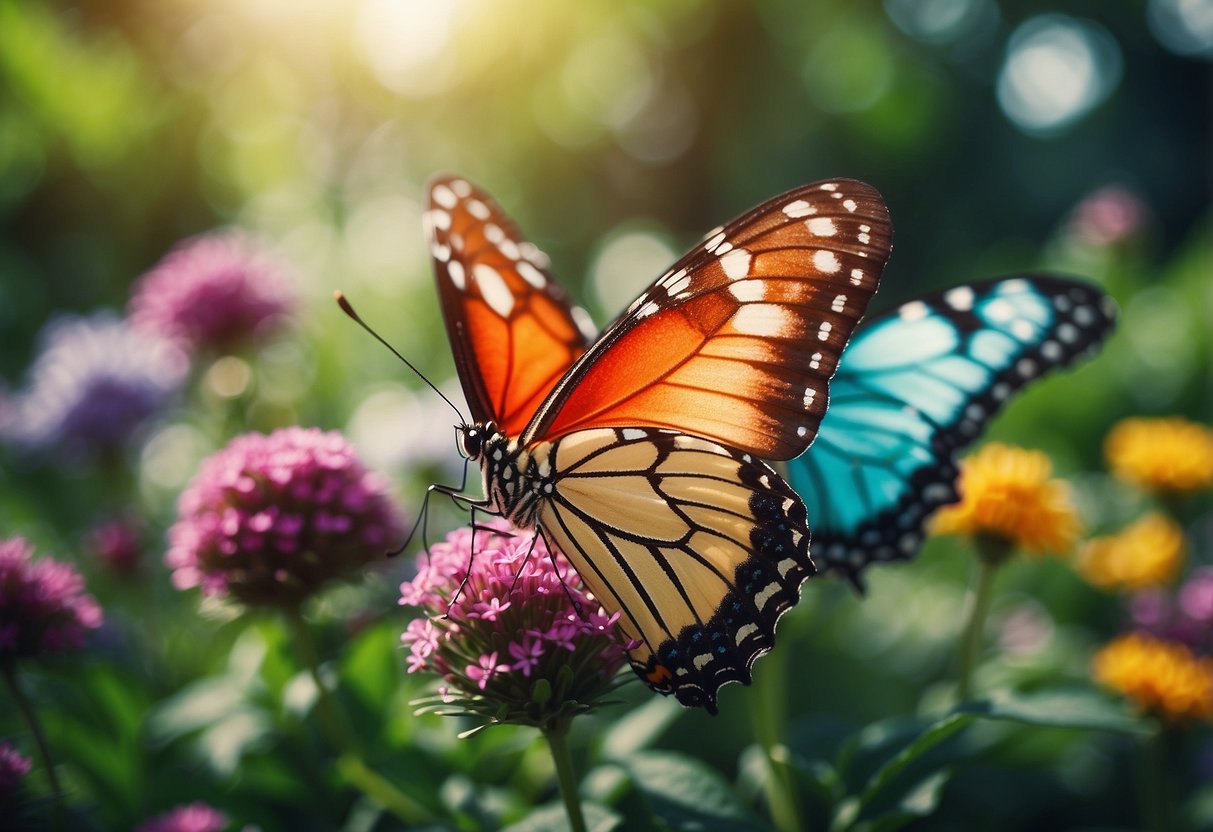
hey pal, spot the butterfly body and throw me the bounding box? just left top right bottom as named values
left=428, top=174, right=893, bottom=712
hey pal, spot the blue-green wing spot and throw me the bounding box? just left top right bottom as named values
left=786, top=275, right=1117, bottom=589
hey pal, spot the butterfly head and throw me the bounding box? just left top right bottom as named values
left=454, top=422, right=495, bottom=461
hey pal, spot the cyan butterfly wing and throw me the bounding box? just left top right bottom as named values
left=786, top=275, right=1117, bottom=589
left=535, top=427, right=811, bottom=714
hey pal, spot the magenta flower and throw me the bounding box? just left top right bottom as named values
left=399, top=519, right=635, bottom=725
left=0, top=741, right=31, bottom=795
left=0, top=538, right=103, bottom=661
left=1129, top=566, right=1213, bottom=656
left=128, top=230, right=294, bottom=356
left=166, top=427, right=405, bottom=606
left=0, top=313, right=185, bottom=458
left=1065, top=184, right=1148, bottom=248
left=85, top=517, right=143, bottom=574
left=136, top=801, right=229, bottom=832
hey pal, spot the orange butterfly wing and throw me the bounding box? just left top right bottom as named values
left=522, top=180, right=893, bottom=459
left=425, top=175, right=594, bottom=436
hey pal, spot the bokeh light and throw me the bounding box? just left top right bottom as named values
left=1149, top=0, right=1213, bottom=57
left=884, top=0, right=997, bottom=45
left=996, top=15, right=1122, bottom=136
left=589, top=227, right=677, bottom=317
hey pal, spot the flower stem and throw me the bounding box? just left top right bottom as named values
left=2, top=663, right=65, bottom=821
left=281, top=607, right=432, bottom=825
left=956, top=543, right=1006, bottom=702
left=542, top=719, right=588, bottom=832
left=752, top=648, right=805, bottom=832
left=1143, top=723, right=1178, bottom=832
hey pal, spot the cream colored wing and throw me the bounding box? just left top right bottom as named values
left=535, top=427, right=814, bottom=713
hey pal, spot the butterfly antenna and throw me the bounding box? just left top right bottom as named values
left=335, top=291, right=467, bottom=424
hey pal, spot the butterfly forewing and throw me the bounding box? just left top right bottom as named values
left=787, top=276, right=1117, bottom=588
left=522, top=179, right=893, bottom=459
left=535, top=427, right=812, bottom=713
left=425, top=175, right=595, bottom=435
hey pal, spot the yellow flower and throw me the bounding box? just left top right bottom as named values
left=1074, top=513, right=1186, bottom=591
left=1093, top=632, right=1213, bottom=723
left=1105, top=416, right=1213, bottom=494
left=932, top=443, right=1081, bottom=556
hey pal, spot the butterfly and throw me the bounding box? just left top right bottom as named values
left=423, top=175, right=892, bottom=712
left=785, top=275, right=1117, bottom=590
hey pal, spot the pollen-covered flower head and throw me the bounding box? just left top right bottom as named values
left=0, top=741, right=31, bottom=796
left=129, top=230, right=294, bottom=356
left=1105, top=416, right=1213, bottom=494
left=0, top=537, right=103, bottom=661
left=399, top=519, right=635, bottom=726
left=136, top=801, right=229, bottom=832
left=0, top=313, right=185, bottom=458
left=1093, top=632, right=1213, bottom=724
left=931, top=443, right=1081, bottom=556
left=166, top=427, right=404, bottom=606
left=1074, top=513, right=1186, bottom=591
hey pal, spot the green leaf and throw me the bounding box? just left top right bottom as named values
left=624, top=751, right=767, bottom=830
left=858, top=714, right=970, bottom=808
left=502, top=801, right=623, bottom=832
left=960, top=688, right=1151, bottom=735
left=597, top=696, right=682, bottom=762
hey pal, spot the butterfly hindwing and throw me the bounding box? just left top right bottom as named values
left=522, top=179, right=893, bottom=460
left=535, top=428, right=812, bottom=713
left=425, top=175, right=596, bottom=436
left=786, top=276, right=1117, bottom=588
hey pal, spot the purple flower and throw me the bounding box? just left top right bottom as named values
left=398, top=519, right=636, bottom=725
left=129, top=230, right=294, bottom=356
left=1065, top=184, right=1148, bottom=247
left=85, top=516, right=143, bottom=574
left=166, top=427, right=405, bottom=606
left=0, top=537, right=103, bottom=660
left=136, top=801, right=229, bottom=832
left=0, top=741, right=31, bottom=795
left=1129, top=566, right=1213, bottom=656
left=0, top=313, right=185, bottom=458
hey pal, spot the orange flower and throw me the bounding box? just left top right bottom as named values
left=1074, top=513, right=1186, bottom=591
left=932, top=443, right=1081, bottom=556
left=1093, top=632, right=1213, bottom=723
left=1105, top=417, right=1213, bottom=494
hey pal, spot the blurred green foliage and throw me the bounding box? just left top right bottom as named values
left=0, top=0, right=1210, bottom=829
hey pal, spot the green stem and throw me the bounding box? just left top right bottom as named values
left=1143, top=724, right=1178, bottom=832
left=2, top=663, right=64, bottom=823
left=281, top=607, right=432, bottom=825
left=752, top=648, right=805, bottom=832
left=542, top=719, right=587, bottom=832
left=956, top=545, right=1005, bottom=702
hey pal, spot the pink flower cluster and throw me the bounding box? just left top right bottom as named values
left=0, top=741, right=31, bottom=795
left=136, top=801, right=229, bottom=832
left=1131, top=566, right=1213, bottom=656
left=166, top=427, right=405, bottom=606
left=0, top=537, right=103, bottom=660
left=128, top=230, right=294, bottom=356
left=399, top=519, right=635, bottom=721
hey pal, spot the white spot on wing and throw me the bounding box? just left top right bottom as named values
left=704, top=231, right=727, bottom=252
left=621, top=428, right=645, bottom=441
left=754, top=582, right=780, bottom=611
left=843, top=199, right=857, bottom=212
left=720, top=248, right=752, bottom=280
left=466, top=199, right=490, bottom=220
left=813, top=250, right=841, bottom=274
left=517, top=261, right=546, bottom=288
left=783, top=200, right=814, bottom=218
left=729, top=280, right=765, bottom=302
left=571, top=306, right=596, bottom=338
left=806, top=217, right=837, bottom=237
left=431, top=184, right=457, bottom=209
left=733, top=304, right=792, bottom=336
left=473, top=264, right=515, bottom=317
left=735, top=623, right=759, bottom=644
left=447, top=260, right=466, bottom=290
left=946, top=286, right=975, bottom=311
left=850, top=268, right=864, bottom=286
left=900, top=301, right=928, bottom=322
left=831, top=294, right=847, bottom=313
left=817, top=320, right=832, bottom=341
